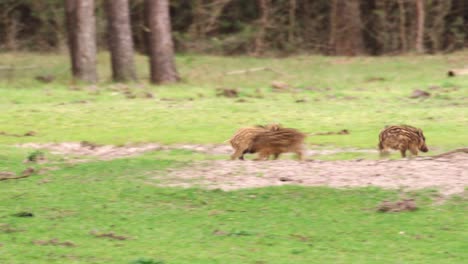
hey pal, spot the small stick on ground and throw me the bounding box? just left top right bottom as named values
left=0, top=175, right=32, bottom=181
left=0, top=168, right=35, bottom=181
left=225, top=67, right=287, bottom=76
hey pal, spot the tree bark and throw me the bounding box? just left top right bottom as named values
left=105, top=0, right=137, bottom=82
left=4, top=14, right=18, bottom=51
left=189, top=0, right=204, bottom=39
left=288, top=0, right=297, bottom=44
left=254, top=0, right=270, bottom=56
left=415, top=0, right=425, bottom=53
left=145, top=0, right=179, bottom=84
left=65, top=0, right=98, bottom=83
left=329, top=0, right=365, bottom=56
left=398, top=0, right=408, bottom=52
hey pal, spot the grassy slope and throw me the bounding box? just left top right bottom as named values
left=0, top=52, right=467, bottom=263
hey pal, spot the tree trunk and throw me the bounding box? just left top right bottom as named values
left=145, top=0, right=179, bottom=84
left=65, top=0, right=98, bottom=83
left=189, top=0, right=204, bottom=39
left=254, top=0, right=270, bottom=55
left=427, top=0, right=451, bottom=52
left=205, top=0, right=232, bottom=35
left=329, top=0, right=365, bottom=56
left=415, top=0, right=425, bottom=53
left=105, top=0, right=137, bottom=82
left=288, top=0, right=297, bottom=44
left=4, top=14, right=19, bottom=51
left=398, top=0, right=408, bottom=52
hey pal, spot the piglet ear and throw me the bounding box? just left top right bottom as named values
left=417, top=129, right=425, bottom=140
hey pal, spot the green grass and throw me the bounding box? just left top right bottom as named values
left=0, top=52, right=467, bottom=151
left=0, top=149, right=466, bottom=264
left=0, top=52, right=467, bottom=263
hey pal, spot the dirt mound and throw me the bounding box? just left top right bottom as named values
left=157, top=153, right=468, bottom=196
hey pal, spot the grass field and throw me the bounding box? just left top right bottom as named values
left=1, top=150, right=467, bottom=264
left=0, top=52, right=467, bottom=149
left=0, top=52, right=467, bottom=263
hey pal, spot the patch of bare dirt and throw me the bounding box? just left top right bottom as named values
left=33, top=239, right=76, bottom=247
left=0, top=224, right=23, bottom=233
left=216, top=88, right=239, bottom=98
left=377, top=199, right=418, bottom=213
left=409, top=89, right=431, bottom=99
left=14, top=143, right=468, bottom=195
left=157, top=152, right=468, bottom=196
left=0, top=130, right=37, bottom=137
left=90, top=230, right=130, bottom=240
left=17, top=142, right=377, bottom=160
left=18, top=142, right=164, bottom=160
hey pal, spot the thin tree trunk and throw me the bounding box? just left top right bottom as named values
left=428, top=0, right=451, bottom=52
left=205, top=0, right=232, bottom=35
left=398, top=0, right=408, bottom=52
left=105, top=0, right=137, bottom=82
left=329, top=0, right=365, bottom=56
left=288, top=0, right=296, bottom=44
left=189, top=0, right=203, bottom=39
left=146, top=0, right=179, bottom=84
left=328, top=0, right=338, bottom=54
left=65, top=0, right=98, bottom=83
left=361, top=0, right=379, bottom=54
left=5, top=15, right=18, bottom=51
left=254, top=0, right=269, bottom=55
left=415, top=0, right=425, bottom=53
left=2, top=2, right=21, bottom=51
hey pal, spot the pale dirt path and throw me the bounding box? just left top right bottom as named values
left=158, top=153, right=468, bottom=196
left=17, top=142, right=376, bottom=160
left=16, top=143, right=468, bottom=195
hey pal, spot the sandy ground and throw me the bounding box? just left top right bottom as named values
left=17, top=143, right=468, bottom=195
left=19, top=142, right=165, bottom=160
left=17, top=142, right=376, bottom=159
left=158, top=152, right=468, bottom=196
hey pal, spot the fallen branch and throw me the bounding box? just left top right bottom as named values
left=0, top=168, right=35, bottom=181
left=0, top=174, right=32, bottom=181
left=226, top=67, right=286, bottom=76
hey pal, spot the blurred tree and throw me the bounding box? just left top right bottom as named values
left=329, top=0, right=365, bottom=55
left=145, top=0, right=179, bottom=84
left=105, top=0, right=137, bottom=82
left=1, top=1, right=21, bottom=51
left=65, top=0, right=98, bottom=83
left=253, top=0, right=270, bottom=55
left=397, top=0, right=408, bottom=52
left=1, top=0, right=467, bottom=56
left=415, top=0, right=425, bottom=53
